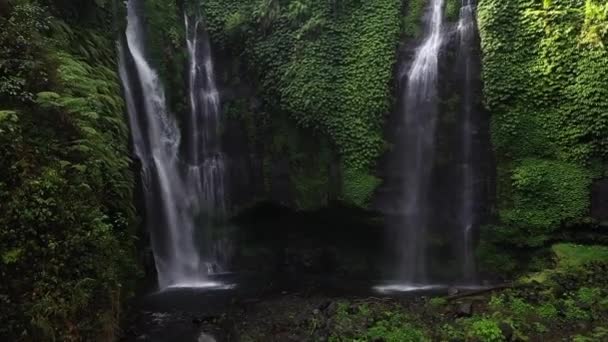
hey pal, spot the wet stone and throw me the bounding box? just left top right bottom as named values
left=499, top=322, right=513, bottom=340
left=456, top=302, right=473, bottom=317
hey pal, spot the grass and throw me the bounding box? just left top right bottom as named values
left=552, top=243, right=608, bottom=269
left=521, top=243, right=608, bottom=284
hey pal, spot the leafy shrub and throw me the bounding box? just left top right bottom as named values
left=499, top=159, right=592, bottom=247
left=428, top=297, right=447, bottom=308
left=0, top=2, right=51, bottom=103
left=563, top=299, right=590, bottom=321
left=537, top=303, right=558, bottom=320
left=366, top=321, right=428, bottom=342
left=509, top=297, right=536, bottom=318
left=440, top=323, right=465, bottom=341
left=576, top=287, right=602, bottom=306
left=468, top=318, right=505, bottom=342
left=489, top=294, right=506, bottom=311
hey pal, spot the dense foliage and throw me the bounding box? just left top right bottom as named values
left=0, top=0, right=139, bottom=340
left=478, top=0, right=608, bottom=251
left=201, top=0, right=402, bottom=206
left=323, top=244, right=608, bottom=341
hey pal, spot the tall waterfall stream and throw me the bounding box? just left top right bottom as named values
left=119, top=0, right=227, bottom=290
left=376, top=0, right=482, bottom=292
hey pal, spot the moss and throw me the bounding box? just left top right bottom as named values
left=403, top=0, right=427, bottom=38
left=445, top=0, right=461, bottom=22
left=342, top=166, right=382, bottom=207
left=553, top=244, right=608, bottom=269
left=143, top=0, right=187, bottom=114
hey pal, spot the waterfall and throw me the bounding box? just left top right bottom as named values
left=184, top=13, right=229, bottom=272
left=184, top=14, right=226, bottom=215
left=119, top=0, right=223, bottom=289
left=398, top=0, right=445, bottom=284
left=457, top=0, right=477, bottom=282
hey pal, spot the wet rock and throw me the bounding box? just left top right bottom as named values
left=456, top=302, right=473, bottom=317
left=241, top=298, right=261, bottom=306
left=317, top=328, right=330, bottom=341
left=499, top=322, right=513, bottom=340
left=577, top=322, right=591, bottom=331
left=577, top=300, right=592, bottom=310
left=319, top=300, right=332, bottom=311
left=448, top=287, right=459, bottom=296
left=193, top=315, right=219, bottom=324
left=325, top=302, right=338, bottom=315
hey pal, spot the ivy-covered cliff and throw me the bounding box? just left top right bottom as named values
left=0, top=1, right=139, bottom=340
left=202, top=0, right=403, bottom=208
left=477, top=0, right=608, bottom=273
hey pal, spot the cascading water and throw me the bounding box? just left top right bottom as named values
left=184, top=13, right=230, bottom=273
left=457, top=0, right=477, bottom=282
left=119, top=0, right=224, bottom=289
left=376, top=0, right=486, bottom=293
left=184, top=15, right=226, bottom=215
left=398, top=0, right=445, bottom=285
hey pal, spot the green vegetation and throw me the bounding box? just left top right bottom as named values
left=468, top=318, right=504, bottom=342
left=202, top=0, right=402, bottom=206
left=328, top=302, right=429, bottom=341
left=404, top=0, right=427, bottom=38
left=553, top=243, right=608, bottom=269
left=478, top=0, right=608, bottom=271
left=497, top=159, right=592, bottom=247
left=252, top=252, right=607, bottom=341
left=143, top=0, right=187, bottom=113
left=0, top=0, right=139, bottom=340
